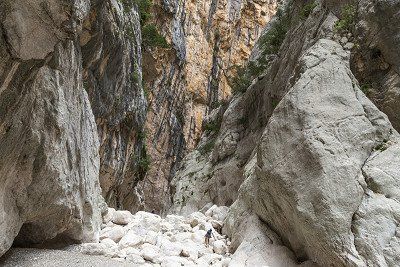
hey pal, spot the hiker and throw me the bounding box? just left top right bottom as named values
left=204, top=228, right=215, bottom=247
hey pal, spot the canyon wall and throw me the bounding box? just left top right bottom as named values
left=0, top=0, right=107, bottom=256
left=171, top=0, right=400, bottom=266
left=136, top=0, right=278, bottom=213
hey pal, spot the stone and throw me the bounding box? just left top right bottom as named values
left=344, top=42, right=354, bottom=50
left=144, top=230, right=159, bottom=245
left=101, top=238, right=118, bottom=248
left=118, top=230, right=143, bottom=248
left=199, top=203, right=214, bottom=214
left=340, top=36, right=348, bottom=44
left=213, top=240, right=227, bottom=255
left=126, top=253, right=146, bottom=264
left=100, top=225, right=126, bottom=243
left=205, top=204, right=218, bottom=217
left=140, top=243, right=162, bottom=263
left=180, top=249, right=190, bottom=257
left=198, top=253, right=223, bottom=266
left=187, top=212, right=207, bottom=228
left=112, top=210, right=133, bottom=225
left=160, top=256, right=193, bottom=267
left=120, top=247, right=140, bottom=256
left=221, top=257, right=231, bottom=267
left=102, top=208, right=116, bottom=224
left=210, top=220, right=223, bottom=232
left=158, top=237, right=182, bottom=256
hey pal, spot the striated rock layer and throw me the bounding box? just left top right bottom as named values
left=80, top=0, right=148, bottom=210
left=137, top=0, right=279, bottom=213
left=171, top=0, right=400, bottom=266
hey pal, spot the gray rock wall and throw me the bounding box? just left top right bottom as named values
left=0, top=0, right=105, bottom=256
left=171, top=1, right=400, bottom=266
left=0, top=0, right=150, bottom=256
left=80, top=0, right=148, bottom=210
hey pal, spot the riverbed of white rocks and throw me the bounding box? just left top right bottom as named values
left=81, top=205, right=232, bottom=266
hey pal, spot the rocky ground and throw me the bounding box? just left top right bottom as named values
left=80, top=205, right=232, bottom=266
left=0, top=248, right=131, bottom=267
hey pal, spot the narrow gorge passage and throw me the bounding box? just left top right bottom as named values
left=1, top=0, right=400, bottom=266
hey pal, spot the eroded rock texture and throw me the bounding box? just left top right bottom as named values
left=172, top=1, right=400, bottom=266
left=80, top=0, right=148, bottom=210
left=351, top=0, right=400, bottom=131
left=0, top=0, right=105, bottom=256
left=139, top=0, right=278, bottom=213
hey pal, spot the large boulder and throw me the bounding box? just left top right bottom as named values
left=230, top=39, right=400, bottom=266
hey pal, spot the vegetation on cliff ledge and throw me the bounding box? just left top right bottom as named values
left=228, top=8, right=290, bottom=94
left=121, top=0, right=169, bottom=49
left=334, top=4, right=357, bottom=32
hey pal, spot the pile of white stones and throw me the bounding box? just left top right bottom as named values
left=81, top=205, right=231, bottom=266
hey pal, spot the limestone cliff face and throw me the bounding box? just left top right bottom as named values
left=138, top=0, right=278, bottom=213
left=80, top=0, right=148, bottom=210
left=171, top=0, right=400, bottom=266
left=0, top=0, right=147, bottom=256
left=0, top=0, right=106, bottom=256
left=351, top=0, right=400, bottom=131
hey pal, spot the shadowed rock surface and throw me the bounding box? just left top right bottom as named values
left=0, top=0, right=105, bottom=256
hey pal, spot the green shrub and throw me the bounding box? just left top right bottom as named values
left=203, top=119, right=221, bottom=133
left=228, top=7, right=289, bottom=95
left=271, top=98, right=279, bottom=109
left=142, top=24, right=169, bottom=48
left=334, top=4, right=357, bottom=32
left=199, top=140, right=216, bottom=155
left=300, top=1, right=317, bottom=20
left=138, top=154, right=151, bottom=173
left=238, top=116, right=248, bottom=125
left=228, top=65, right=252, bottom=95
left=143, top=83, right=150, bottom=99
left=131, top=69, right=140, bottom=84
left=120, top=0, right=152, bottom=24
left=137, top=130, right=146, bottom=140
left=125, top=24, right=134, bottom=41
left=374, top=139, right=389, bottom=152
left=360, top=83, right=372, bottom=95
left=136, top=0, right=152, bottom=25
left=248, top=60, right=266, bottom=78
left=259, top=9, right=290, bottom=55
left=137, top=145, right=151, bottom=178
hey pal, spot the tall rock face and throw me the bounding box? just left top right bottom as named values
left=171, top=0, right=400, bottom=266
left=79, top=0, right=148, bottom=210
left=0, top=0, right=106, bottom=256
left=351, top=0, right=400, bottom=132
left=137, top=0, right=278, bottom=213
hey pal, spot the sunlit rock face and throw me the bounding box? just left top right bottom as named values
left=139, top=0, right=278, bottom=214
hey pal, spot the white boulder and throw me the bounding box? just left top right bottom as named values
left=119, top=230, right=143, bottom=248
left=100, top=225, right=126, bottom=243
left=140, top=243, right=162, bottom=263
left=213, top=240, right=227, bottom=255
left=102, top=207, right=116, bottom=224
left=112, top=210, right=132, bottom=225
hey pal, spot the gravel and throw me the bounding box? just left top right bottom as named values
left=0, top=248, right=135, bottom=267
